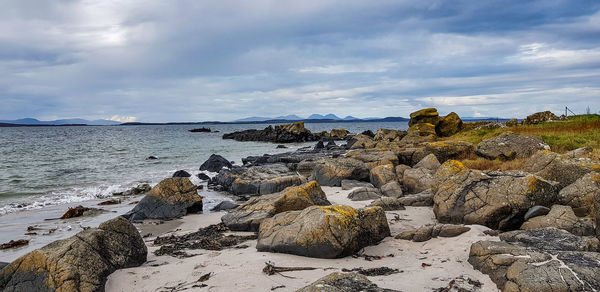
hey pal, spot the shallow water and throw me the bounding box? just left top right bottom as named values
left=0, top=121, right=408, bottom=215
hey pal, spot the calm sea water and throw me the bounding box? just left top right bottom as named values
left=0, top=122, right=408, bottom=215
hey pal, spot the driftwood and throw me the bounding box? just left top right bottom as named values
left=341, top=267, right=401, bottom=276
left=263, top=262, right=318, bottom=278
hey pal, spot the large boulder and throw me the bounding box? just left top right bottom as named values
left=329, top=128, right=348, bottom=138
left=221, top=181, right=330, bottom=231
left=523, top=150, right=600, bottom=188
left=413, top=153, right=441, bottom=171
left=399, top=123, right=437, bottom=145
left=311, top=158, right=369, bottom=187
left=373, top=129, right=406, bottom=142
left=347, top=187, right=382, bottom=201
left=223, top=122, right=317, bottom=143
left=297, top=272, right=397, bottom=292
left=123, top=178, right=203, bottom=221
left=397, top=189, right=434, bottom=206
left=433, top=160, right=560, bottom=230
left=436, top=112, right=462, bottom=137
left=521, top=205, right=595, bottom=236
left=405, top=141, right=474, bottom=165
left=558, top=172, right=600, bottom=215
left=199, top=154, right=233, bottom=172
left=348, top=134, right=377, bottom=149
left=345, top=149, right=399, bottom=168
left=469, top=228, right=600, bottom=291
left=369, top=164, right=397, bottom=188
left=475, top=132, right=550, bottom=160
left=380, top=181, right=403, bottom=198
left=403, top=167, right=435, bottom=194
left=211, top=163, right=304, bottom=196
left=257, top=205, right=390, bottom=258
left=522, top=111, right=561, bottom=125
left=408, top=108, right=441, bottom=127
left=0, top=217, right=146, bottom=292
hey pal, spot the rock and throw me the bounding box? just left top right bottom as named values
left=403, top=167, right=434, bottom=194
left=341, top=179, right=374, bottom=190
left=523, top=150, right=600, bottom=188
left=433, top=160, right=560, bottom=230
left=397, top=189, right=434, bottom=206
left=172, top=170, right=191, bottom=177
left=394, top=164, right=411, bottom=181
left=0, top=262, right=7, bottom=270
left=367, top=197, right=405, bottom=211
left=475, top=132, right=550, bottom=160
left=474, top=122, right=506, bottom=130
left=330, top=129, right=348, bottom=138
left=211, top=163, right=304, bottom=196
left=521, top=205, right=595, bottom=236
left=189, top=127, right=211, bottom=132
left=396, top=224, right=470, bottom=242
left=436, top=112, right=462, bottom=137
left=296, top=272, right=398, bottom=292
left=113, top=184, right=151, bottom=196
left=98, top=199, right=121, bottom=206
left=345, top=149, right=399, bottom=168
left=522, top=111, right=561, bottom=125
left=399, top=123, right=437, bottom=145
left=348, top=134, right=377, bottom=149
left=223, top=122, right=318, bottom=143
left=347, top=187, right=382, bottom=201
left=325, top=140, right=337, bottom=149
left=311, top=158, right=369, bottom=187
left=361, top=130, right=375, bottom=138
left=200, top=154, right=233, bottom=172
left=60, top=205, right=104, bottom=219
left=256, top=205, right=390, bottom=258
left=369, top=164, right=397, bottom=188
left=210, top=201, right=240, bottom=212
left=123, top=178, right=203, bottom=221
left=469, top=227, right=600, bottom=291
left=408, top=141, right=475, bottom=165
left=565, top=147, right=593, bottom=158
left=221, top=181, right=331, bottom=231
left=197, top=173, right=211, bottom=180
left=523, top=205, right=550, bottom=221
left=408, top=108, right=441, bottom=127
left=373, top=129, right=406, bottom=142
left=505, top=118, right=518, bottom=127
left=0, top=217, right=146, bottom=292
left=0, top=239, right=29, bottom=250
left=276, top=144, right=288, bottom=149
left=413, top=153, right=441, bottom=171
left=558, top=172, right=600, bottom=215
left=314, top=140, right=325, bottom=150
left=380, top=181, right=403, bottom=198
left=146, top=156, right=158, bottom=160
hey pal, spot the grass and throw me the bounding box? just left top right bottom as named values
left=449, top=114, right=600, bottom=154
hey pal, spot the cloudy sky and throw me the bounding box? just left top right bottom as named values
left=1, top=0, right=600, bottom=122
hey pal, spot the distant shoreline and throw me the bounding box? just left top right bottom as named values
left=0, top=117, right=511, bottom=128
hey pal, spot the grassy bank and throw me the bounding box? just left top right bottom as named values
left=449, top=114, right=600, bottom=170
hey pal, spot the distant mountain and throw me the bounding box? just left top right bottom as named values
left=274, top=115, right=303, bottom=120
left=234, top=116, right=273, bottom=122
left=307, top=114, right=341, bottom=120
left=0, top=118, right=120, bottom=126
left=343, top=116, right=359, bottom=120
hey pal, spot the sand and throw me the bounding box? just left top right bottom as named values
left=106, top=187, right=500, bottom=292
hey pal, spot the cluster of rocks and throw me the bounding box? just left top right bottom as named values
left=222, top=121, right=353, bottom=143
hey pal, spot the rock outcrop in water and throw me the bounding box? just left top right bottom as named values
left=123, top=177, right=203, bottom=221
left=0, top=217, right=147, bottom=292
left=223, top=122, right=319, bottom=143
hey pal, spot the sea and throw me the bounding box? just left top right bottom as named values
left=0, top=122, right=409, bottom=216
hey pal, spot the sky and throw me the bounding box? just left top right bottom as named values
left=1, top=0, right=600, bottom=122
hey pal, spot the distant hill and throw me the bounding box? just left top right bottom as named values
left=343, top=116, right=359, bottom=120
left=274, top=115, right=303, bottom=120
left=307, top=114, right=341, bottom=120
left=234, top=116, right=273, bottom=122
left=0, top=118, right=120, bottom=126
